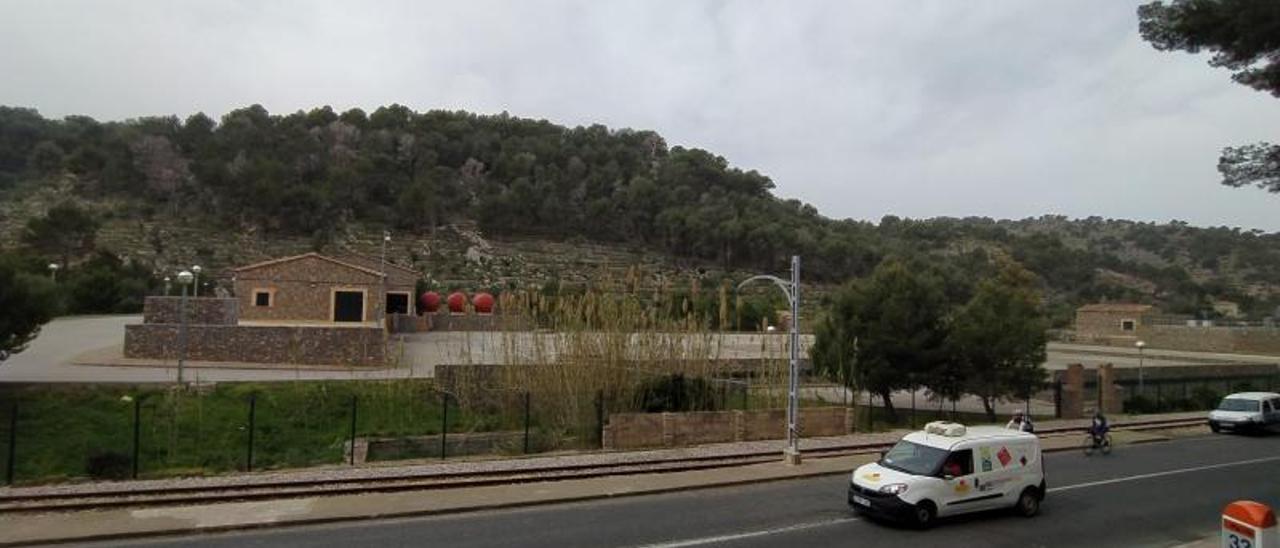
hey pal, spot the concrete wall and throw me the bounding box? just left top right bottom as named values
left=427, top=313, right=530, bottom=332
left=124, top=323, right=386, bottom=366
left=142, top=297, right=237, bottom=325
left=234, top=255, right=414, bottom=323
left=603, top=407, right=853, bottom=450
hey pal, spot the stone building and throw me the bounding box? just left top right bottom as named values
left=232, top=253, right=418, bottom=324
left=1074, top=303, right=1155, bottom=341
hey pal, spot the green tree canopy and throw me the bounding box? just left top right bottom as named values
left=810, top=258, right=950, bottom=418
left=948, top=262, right=1049, bottom=421
left=21, top=202, right=99, bottom=267
left=0, top=253, right=58, bottom=363
left=1139, top=0, right=1280, bottom=193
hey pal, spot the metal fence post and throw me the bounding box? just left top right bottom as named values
left=910, top=386, right=916, bottom=429
left=595, top=390, right=605, bottom=449
left=348, top=395, right=358, bottom=466
left=440, top=392, right=449, bottom=460
left=1054, top=380, right=1062, bottom=419
left=246, top=394, right=256, bottom=472
left=131, top=397, right=141, bottom=479
left=866, top=391, right=873, bottom=432
left=5, top=403, right=16, bottom=485
left=523, top=391, right=531, bottom=455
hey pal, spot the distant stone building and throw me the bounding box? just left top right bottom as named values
left=1074, top=303, right=1155, bottom=341
left=1212, top=300, right=1242, bottom=319
left=232, top=253, right=419, bottom=324
left=123, top=252, right=422, bottom=367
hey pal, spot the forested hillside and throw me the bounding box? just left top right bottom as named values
left=2, top=104, right=1279, bottom=324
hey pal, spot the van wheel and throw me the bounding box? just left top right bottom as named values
left=1016, top=488, right=1040, bottom=518
left=913, top=501, right=937, bottom=529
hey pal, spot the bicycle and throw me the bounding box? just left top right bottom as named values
left=1082, top=431, right=1112, bottom=456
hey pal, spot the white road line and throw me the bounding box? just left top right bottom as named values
left=1049, top=455, right=1280, bottom=493
left=630, top=454, right=1280, bottom=548
left=633, top=517, right=860, bottom=548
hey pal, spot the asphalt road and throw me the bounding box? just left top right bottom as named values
left=96, top=433, right=1280, bottom=548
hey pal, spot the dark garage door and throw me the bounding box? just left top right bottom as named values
left=333, top=291, right=364, bottom=322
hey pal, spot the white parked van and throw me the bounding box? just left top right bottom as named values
left=1208, top=392, right=1280, bottom=433
left=848, top=421, right=1045, bottom=528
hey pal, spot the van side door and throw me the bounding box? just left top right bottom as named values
left=938, top=448, right=996, bottom=515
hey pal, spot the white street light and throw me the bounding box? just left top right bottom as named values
left=176, top=270, right=194, bottom=385
left=191, top=265, right=202, bottom=297
left=48, top=263, right=59, bottom=282
left=738, top=255, right=802, bottom=465
left=1135, top=340, right=1146, bottom=395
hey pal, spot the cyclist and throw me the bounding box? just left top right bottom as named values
left=1088, top=408, right=1109, bottom=446
left=1006, top=410, right=1035, bottom=433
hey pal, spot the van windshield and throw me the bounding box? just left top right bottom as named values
left=1218, top=398, right=1260, bottom=412
left=879, top=440, right=948, bottom=476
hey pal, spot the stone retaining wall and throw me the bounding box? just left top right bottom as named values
left=142, top=297, right=238, bottom=325
left=603, top=407, right=854, bottom=450
left=427, top=313, right=531, bottom=332
left=1142, top=325, right=1280, bottom=355
left=124, top=324, right=386, bottom=366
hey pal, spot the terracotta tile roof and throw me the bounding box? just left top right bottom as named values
left=1077, top=303, right=1155, bottom=313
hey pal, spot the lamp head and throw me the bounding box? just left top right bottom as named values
left=177, top=270, right=194, bottom=284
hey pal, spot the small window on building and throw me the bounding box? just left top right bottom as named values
left=254, top=291, right=272, bottom=307
left=1120, top=319, right=1136, bottom=332
left=386, top=293, right=410, bottom=315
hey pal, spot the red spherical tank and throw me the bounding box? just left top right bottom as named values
left=419, top=291, right=442, bottom=313
left=446, top=292, right=467, bottom=314
left=473, top=292, right=495, bottom=314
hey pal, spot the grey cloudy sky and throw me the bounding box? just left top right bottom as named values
left=3, top=1, right=1279, bottom=230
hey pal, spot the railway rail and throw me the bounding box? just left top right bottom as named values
left=0, top=416, right=1205, bottom=514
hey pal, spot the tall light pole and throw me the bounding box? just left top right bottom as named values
left=737, top=255, right=801, bottom=465
left=380, top=231, right=390, bottom=324
left=163, top=276, right=171, bottom=297
left=1136, top=340, right=1146, bottom=394
left=191, top=265, right=202, bottom=298
left=48, top=263, right=59, bottom=282
left=176, top=269, right=194, bottom=385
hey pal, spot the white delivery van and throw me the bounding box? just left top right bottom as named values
left=848, top=421, right=1045, bottom=528
left=1208, top=392, right=1280, bottom=433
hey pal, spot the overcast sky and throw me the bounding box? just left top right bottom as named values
left=3, top=1, right=1279, bottom=231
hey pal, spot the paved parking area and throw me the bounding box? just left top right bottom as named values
left=0, top=316, right=1274, bottom=384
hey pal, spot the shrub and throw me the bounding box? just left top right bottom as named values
left=1124, top=395, right=1157, bottom=414
left=635, top=374, right=720, bottom=413
left=1191, top=386, right=1222, bottom=410
left=85, top=451, right=131, bottom=480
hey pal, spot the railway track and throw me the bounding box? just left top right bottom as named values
left=0, top=416, right=1205, bottom=514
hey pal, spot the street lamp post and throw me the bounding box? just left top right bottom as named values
left=737, top=255, right=801, bottom=465
left=191, top=265, right=202, bottom=298
left=48, top=263, right=59, bottom=282
left=1136, top=340, right=1146, bottom=395
left=163, top=276, right=171, bottom=297
left=380, top=231, right=390, bottom=324
left=176, top=270, right=194, bottom=385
